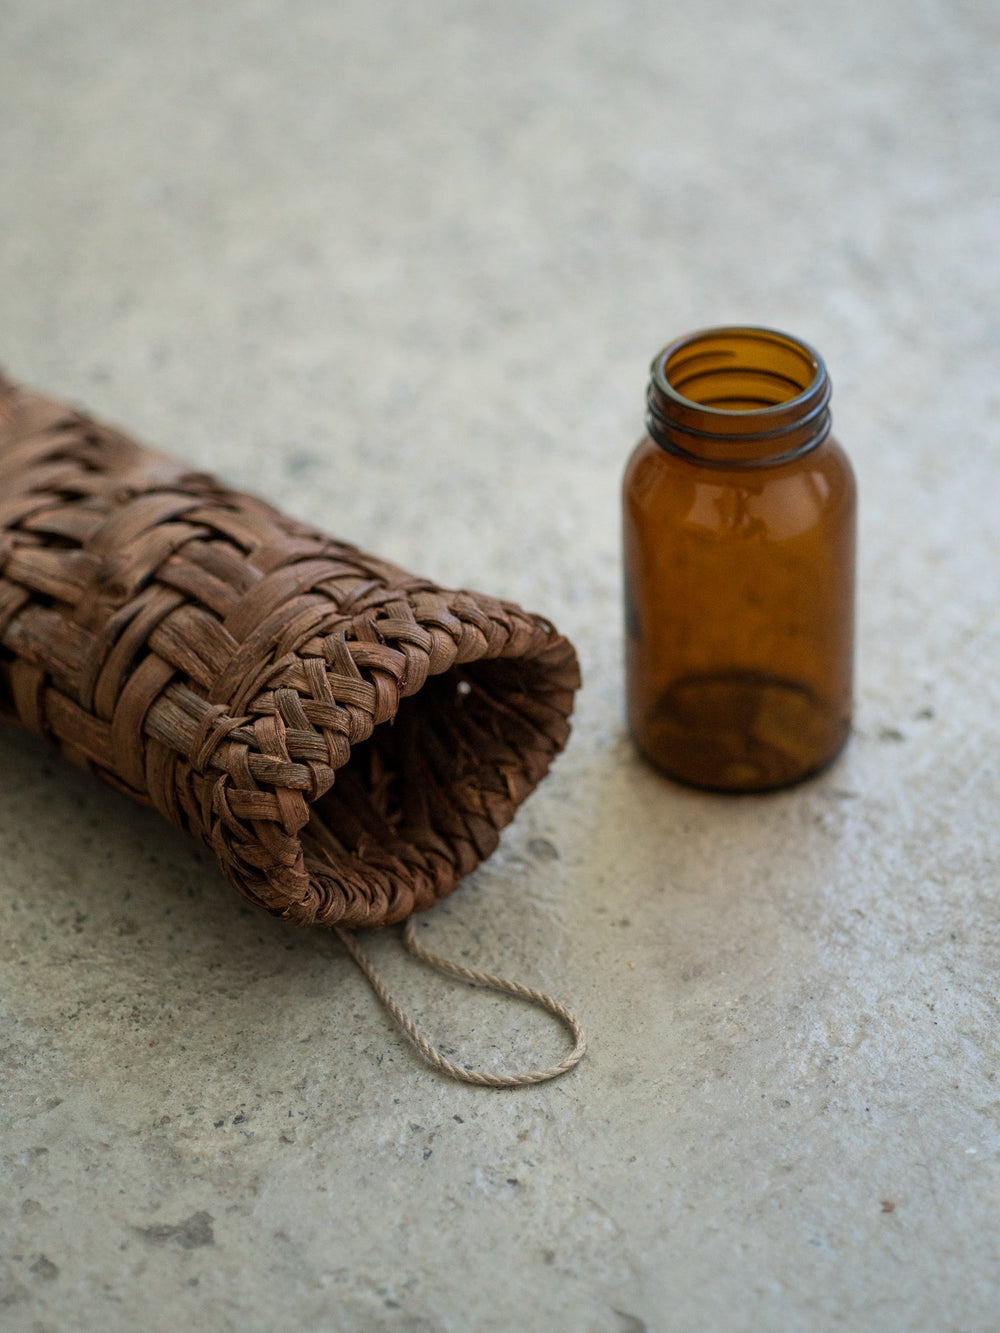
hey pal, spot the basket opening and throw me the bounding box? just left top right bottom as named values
left=299, top=655, right=557, bottom=925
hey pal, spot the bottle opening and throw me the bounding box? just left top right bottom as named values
left=663, top=329, right=818, bottom=412
left=647, top=326, right=831, bottom=463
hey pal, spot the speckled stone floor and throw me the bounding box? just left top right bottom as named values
left=2, top=2, right=999, bottom=1329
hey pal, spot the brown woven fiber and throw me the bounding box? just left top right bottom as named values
left=0, top=374, right=579, bottom=929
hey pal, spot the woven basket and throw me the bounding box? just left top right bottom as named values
left=0, top=375, right=579, bottom=928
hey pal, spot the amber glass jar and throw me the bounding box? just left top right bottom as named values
left=623, top=326, right=856, bottom=792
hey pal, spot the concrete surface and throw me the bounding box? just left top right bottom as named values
left=2, top=1, right=999, bottom=1329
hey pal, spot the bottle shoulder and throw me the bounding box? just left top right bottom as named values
left=624, top=433, right=855, bottom=536
left=625, top=432, right=854, bottom=488
left=817, top=433, right=856, bottom=492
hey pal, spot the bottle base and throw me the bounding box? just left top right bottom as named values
left=632, top=669, right=850, bottom=794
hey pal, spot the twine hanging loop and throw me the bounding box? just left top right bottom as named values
left=337, top=919, right=587, bottom=1087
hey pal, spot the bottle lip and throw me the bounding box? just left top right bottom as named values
left=646, top=325, right=832, bottom=463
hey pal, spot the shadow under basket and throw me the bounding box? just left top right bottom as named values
left=0, top=375, right=580, bottom=929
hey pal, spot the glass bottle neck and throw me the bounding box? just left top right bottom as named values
left=646, top=326, right=832, bottom=467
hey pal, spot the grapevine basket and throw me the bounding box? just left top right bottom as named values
left=0, top=375, right=580, bottom=928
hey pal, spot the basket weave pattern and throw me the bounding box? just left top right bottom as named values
left=0, top=378, right=579, bottom=927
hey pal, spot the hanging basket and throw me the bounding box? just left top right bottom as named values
left=0, top=375, right=580, bottom=929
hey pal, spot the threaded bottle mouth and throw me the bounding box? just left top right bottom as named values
left=646, top=326, right=832, bottom=465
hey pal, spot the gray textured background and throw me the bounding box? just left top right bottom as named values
left=2, top=1, right=999, bottom=1329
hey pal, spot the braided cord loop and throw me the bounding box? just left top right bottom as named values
left=337, top=918, right=586, bottom=1087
